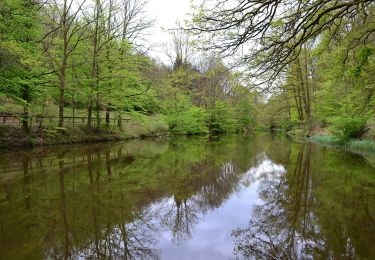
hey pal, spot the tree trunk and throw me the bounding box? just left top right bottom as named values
left=303, top=47, right=312, bottom=129
left=89, top=0, right=100, bottom=129
left=88, top=103, right=93, bottom=128
left=59, top=63, right=66, bottom=127
left=96, top=90, right=100, bottom=128
left=21, top=84, right=30, bottom=133
left=105, top=109, right=110, bottom=127
left=58, top=0, right=69, bottom=128
left=117, top=114, right=122, bottom=130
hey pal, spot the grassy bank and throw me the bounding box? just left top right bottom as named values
left=307, top=135, right=375, bottom=154
left=0, top=113, right=171, bottom=148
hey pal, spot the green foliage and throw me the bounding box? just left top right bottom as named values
left=168, top=106, right=208, bottom=134
left=254, top=9, right=375, bottom=141
left=126, top=112, right=169, bottom=137
left=208, top=101, right=236, bottom=133
left=0, top=0, right=256, bottom=138
left=0, top=0, right=42, bottom=97
left=352, top=46, right=374, bottom=77
left=234, top=97, right=255, bottom=132
left=329, top=117, right=367, bottom=140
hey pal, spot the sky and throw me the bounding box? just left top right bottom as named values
left=146, top=0, right=193, bottom=64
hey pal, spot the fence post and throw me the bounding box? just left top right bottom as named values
left=118, top=115, right=122, bottom=131
left=105, top=110, right=110, bottom=127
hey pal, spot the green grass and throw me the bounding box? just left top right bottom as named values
left=345, top=140, right=375, bottom=153
left=308, top=135, right=375, bottom=153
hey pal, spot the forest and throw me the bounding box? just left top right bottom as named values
left=0, top=1, right=374, bottom=259
left=0, top=0, right=375, bottom=148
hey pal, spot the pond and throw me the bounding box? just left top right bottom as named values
left=0, top=134, right=374, bottom=259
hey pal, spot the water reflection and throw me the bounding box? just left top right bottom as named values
left=233, top=143, right=375, bottom=259
left=0, top=134, right=374, bottom=259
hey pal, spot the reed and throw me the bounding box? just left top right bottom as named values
left=308, top=135, right=375, bottom=153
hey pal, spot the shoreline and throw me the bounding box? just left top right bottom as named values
left=0, top=124, right=214, bottom=149
left=0, top=125, right=172, bottom=149
left=286, top=127, right=375, bottom=154
left=3, top=125, right=375, bottom=155
left=307, top=135, right=375, bottom=154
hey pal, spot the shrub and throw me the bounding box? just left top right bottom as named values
left=234, top=100, right=255, bottom=132
left=208, top=101, right=236, bottom=133
left=330, top=117, right=367, bottom=140
left=167, top=106, right=208, bottom=134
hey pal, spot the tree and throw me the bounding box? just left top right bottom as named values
left=120, top=0, right=154, bottom=46
left=0, top=0, right=42, bottom=132
left=189, top=0, right=374, bottom=85
left=42, top=0, right=88, bottom=127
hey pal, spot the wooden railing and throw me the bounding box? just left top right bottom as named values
left=0, top=113, right=131, bottom=128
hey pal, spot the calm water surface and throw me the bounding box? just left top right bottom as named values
left=0, top=134, right=374, bottom=259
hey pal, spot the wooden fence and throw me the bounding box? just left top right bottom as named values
left=0, top=113, right=131, bottom=128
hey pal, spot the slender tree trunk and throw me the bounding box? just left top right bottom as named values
left=89, top=0, right=100, bottom=128
left=117, top=114, right=122, bottom=130
left=72, top=91, right=75, bottom=128
left=21, top=84, right=30, bottom=133
left=88, top=102, right=93, bottom=128
left=105, top=0, right=113, bottom=129
left=283, top=87, right=292, bottom=122
left=303, top=47, right=312, bottom=128
left=58, top=0, right=69, bottom=128
left=296, top=58, right=309, bottom=124
left=105, top=109, right=110, bottom=127
left=59, top=62, right=66, bottom=127
left=294, top=81, right=304, bottom=122
left=96, top=89, right=100, bottom=128
left=22, top=105, right=30, bottom=133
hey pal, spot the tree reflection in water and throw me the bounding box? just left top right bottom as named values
left=232, top=143, right=375, bottom=259
left=0, top=135, right=260, bottom=259
left=0, top=135, right=373, bottom=259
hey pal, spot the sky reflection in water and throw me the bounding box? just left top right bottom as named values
left=0, top=134, right=374, bottom=259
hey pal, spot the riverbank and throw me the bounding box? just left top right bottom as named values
left=307, top=135, right=375, bottom=154
left=287, top=127, right=375, bottom=153
left=0, top=125, right=169, bottom=148
left=0, top=113, right=172, bottom=148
